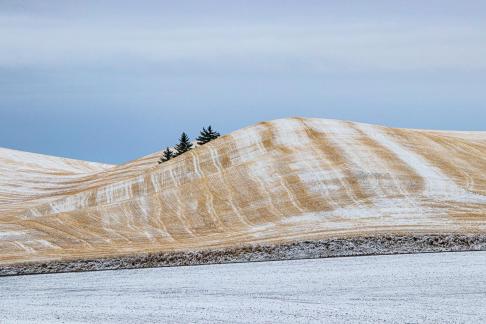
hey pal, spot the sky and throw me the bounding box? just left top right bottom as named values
left=1, top=1, right=485, bottom=164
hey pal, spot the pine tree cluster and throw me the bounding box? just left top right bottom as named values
left=158, top=126, right=220, bottom=164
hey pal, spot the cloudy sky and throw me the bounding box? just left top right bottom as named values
left=1, top=1, right=485, bottom=163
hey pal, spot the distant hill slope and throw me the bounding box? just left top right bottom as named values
left=0, top=147, right=113, bottom=215
left=0, top=118, right=485, bottom=270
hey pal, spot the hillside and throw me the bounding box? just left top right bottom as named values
left=1, top=117, right=485, bottom=274
left=0, top=148, right=113, bottom=215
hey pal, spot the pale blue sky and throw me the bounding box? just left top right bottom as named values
left=1, top=1, right=485, bottom=163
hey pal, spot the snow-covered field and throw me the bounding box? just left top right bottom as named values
left=1, top=251, right=485, bottom=323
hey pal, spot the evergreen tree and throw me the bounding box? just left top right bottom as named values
left=196, top=125, right=220, bottom=145
left=174, top=132, right=193, bottom=156
left=158, top=147, right=174, bottom=164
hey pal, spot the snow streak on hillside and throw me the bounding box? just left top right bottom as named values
left=0, top=118, right=485, bottom=268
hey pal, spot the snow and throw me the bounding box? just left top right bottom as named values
left=278, top=196, right=454, bottom=230
left=1, top=251, right=485, bottom=323
left=0, top=147, right=112, bottom=173
left=0, top=230, right=27, bottom=240
left=0, top=147, right=112, bottom=214
left=1, top=117, right=484, bottom=268
left=358, top=123, right=486, bottom=203
left=271, top=118, right=312, bottom=147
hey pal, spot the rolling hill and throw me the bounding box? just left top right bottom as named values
left=1, top=117, right=485, bottom=275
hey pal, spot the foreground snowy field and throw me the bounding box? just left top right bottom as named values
left=1, top=252, right=485, bottom=323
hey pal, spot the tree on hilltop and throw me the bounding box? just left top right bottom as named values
left=196, top=125, right=220, bottom=145
left=158, top=147, right=174, bottom=164
left=174, top=132, right=193, bottom=156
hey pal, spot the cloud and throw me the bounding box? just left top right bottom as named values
left=1, top=12, right=485, bottom=74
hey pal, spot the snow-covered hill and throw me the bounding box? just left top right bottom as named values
left=0, top=117, right=485, bottom=270
left=0, top=147, right=113, bottom=215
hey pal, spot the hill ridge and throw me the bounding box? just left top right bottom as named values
left=0, top=117, right=485, bottom=272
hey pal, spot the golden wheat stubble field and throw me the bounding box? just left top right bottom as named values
left=0, top=117, right=485, bottom=266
